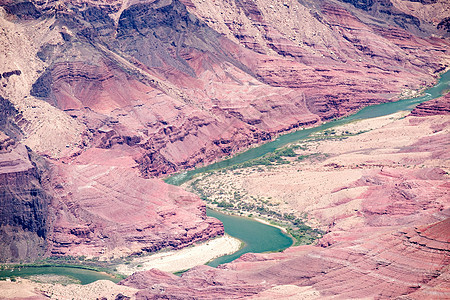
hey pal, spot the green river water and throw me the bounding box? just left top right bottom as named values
left=206, top=209, right=293, bottom=267
left=0, top=266, right=120, bottom=285
left=1, top=70, right=448, bottom=284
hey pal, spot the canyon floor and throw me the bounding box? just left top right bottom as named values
left=119, top=99, right=449, bottom=299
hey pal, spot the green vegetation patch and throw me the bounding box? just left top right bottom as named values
left=225, top=145, right=308, bottom=170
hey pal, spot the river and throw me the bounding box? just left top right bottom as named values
left=0, top=266, right=120, bottom=285
left=206, top=209, right=293, bottom=267
left=169, top=69, right=449, bottom=267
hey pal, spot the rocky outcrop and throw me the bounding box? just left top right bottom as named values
left=411, top=93, right=450, bottom=116
left=0, top=96, right=22, bottom=140
left=0, top=69, right=21, bottom=80
left=0, top=133, right=50, bottom=262
left=0, top=134, right=224, bottom=260
left=339, top=0, right=450, bottom=36
left=3, top=1, right=41, bottom=20
left=390, top=0, right=450, bottom=36
left=48, top=147, right=223, bottom=258
left=438, top=17, right=450, bottom=32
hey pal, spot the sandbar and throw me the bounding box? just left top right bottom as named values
left=116, top=235, right=242, bottom=275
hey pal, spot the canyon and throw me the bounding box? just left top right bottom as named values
left=0, top=0, right=449, bottom=299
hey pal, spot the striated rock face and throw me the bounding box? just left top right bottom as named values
left=411, top=93, right=450, bottom=116
left=0, top=135, right=223, bottom=260
left=0, top=132, right=50, bottom=262
left=47, top=147, right=223, bottom=258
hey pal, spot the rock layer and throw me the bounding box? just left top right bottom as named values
left=411, top=93, right=450, bottom=116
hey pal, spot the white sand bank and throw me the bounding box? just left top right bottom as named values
left=116, top=235, right=242, bottom=275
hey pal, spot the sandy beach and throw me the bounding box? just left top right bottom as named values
left=253, top=217, right=288, bottom=233
left=115, top=235, right=242, bottom=275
